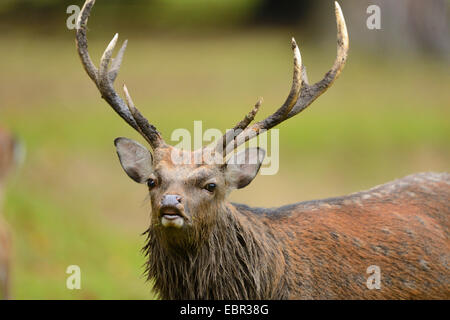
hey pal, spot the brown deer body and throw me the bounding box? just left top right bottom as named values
left=76, top=0, right=449, bottom=299
left=0, top=127, right=18, bottom=300
left=144, top=168, right=449, bottom=300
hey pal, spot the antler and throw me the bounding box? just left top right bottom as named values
left=216, top=1, right=349, bottom=157
left=76, top=0, right=165, bottom=149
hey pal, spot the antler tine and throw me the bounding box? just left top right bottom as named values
left=110, top=39, right=128, bottom=83
left=76, top=0, right=98, bottom=83
left=233, top=98, right=263, bottom=132
left=257, top=38, right=302, bottom=129
left=76, top=0, right=165, bottom=150
left=123, top=85, right=164, bottom=148
left=286, top=1, right=349, bottom=119
left=218, top=1, right=348, bottom=157
left=214, top=38, right=302, bottom=156
left=214, top=98, right=263, bottom=153
left=98, top=33, right=119, bottom=86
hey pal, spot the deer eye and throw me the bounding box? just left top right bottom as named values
left=204, top=183, right=216, bottom=193
left=147, top=178, right=157, bottom=189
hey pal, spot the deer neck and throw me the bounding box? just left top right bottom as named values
left=143, top=202, right=286, bottom=299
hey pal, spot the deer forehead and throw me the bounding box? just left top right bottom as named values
left=154, top=147, right=222, bottom=169
left=154, top=161, right=221, bottom=184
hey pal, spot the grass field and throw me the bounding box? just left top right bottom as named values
left=0, top=29, right=449, bottom=299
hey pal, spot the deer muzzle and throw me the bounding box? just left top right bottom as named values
left=160, top=195, right=186, bottom=228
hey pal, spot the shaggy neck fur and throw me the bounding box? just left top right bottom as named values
left=143, top=203, right=287, bottom=299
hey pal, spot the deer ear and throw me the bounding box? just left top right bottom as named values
left=225, top=147, right=265, bottom=189
left=114, top=137, right=153, bottom=184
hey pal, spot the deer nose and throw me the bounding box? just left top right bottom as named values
left=161, top=194, right=182, bottom=207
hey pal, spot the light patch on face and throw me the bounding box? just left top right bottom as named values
left=161, top=215, right=185, bottom=228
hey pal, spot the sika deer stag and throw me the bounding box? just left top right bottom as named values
left=76, top=0, right=449, bottom=299
left=0, top=128, right=19, bottom=300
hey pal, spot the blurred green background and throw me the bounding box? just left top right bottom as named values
left=0, top=0, right=449, bottom=299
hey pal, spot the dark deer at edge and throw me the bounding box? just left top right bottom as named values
left=76, top=0, right=449, bottom=299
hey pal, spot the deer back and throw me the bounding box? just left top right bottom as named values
left=235, top=172, right=449, bottom=299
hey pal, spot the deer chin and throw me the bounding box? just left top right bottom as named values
left=160, top=207, right=186, bottom=229
left=161, top=214, right=185, bottom=228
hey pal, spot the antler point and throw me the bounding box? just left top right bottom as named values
left=291, top=37, right=297, bottom=49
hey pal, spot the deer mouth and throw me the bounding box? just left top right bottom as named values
left=160, top=206, right=185, bottom=228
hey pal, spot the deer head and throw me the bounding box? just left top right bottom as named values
left=76, top=0, right=348, bottom=247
